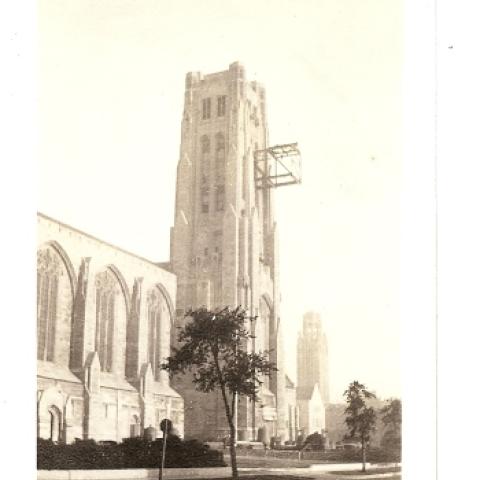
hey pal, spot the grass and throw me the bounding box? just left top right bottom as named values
left=227, top=454, right=315, bottom=468
left=330, top=466, right=402, bottom=475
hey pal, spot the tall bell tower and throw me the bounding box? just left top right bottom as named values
left=170, top=62, right=301, bottom=442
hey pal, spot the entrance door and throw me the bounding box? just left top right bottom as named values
left=48, top=406, right=61, bottom=442
left=130, top=414, right=141, bottom=437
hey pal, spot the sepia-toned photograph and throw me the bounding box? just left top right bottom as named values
left=31, top=1, right=425, bottom=479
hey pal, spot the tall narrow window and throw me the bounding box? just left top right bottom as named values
left=217, top=95, right=226, bottom=117
left=215, top=133, right=226, bottom=212
left=215, top=185, right=225, bottom=211
left=37, top=248, right=61, bottom=362
left=215, top=133, right=225, bottom=181
left=201, top=187, right=209, bottom=213
left=95, top=270, right=117, bottom=372
left=147, top=288, right=165, bottom=381
left=200, top=135, right=210, bottom=184
left=202, top=98, right=211, bottom=120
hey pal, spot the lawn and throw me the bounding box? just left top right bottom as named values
left=330, top=466, right=401, bottom=475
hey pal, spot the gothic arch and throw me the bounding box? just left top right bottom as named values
left=93, top=265, right=130, bottom=373
left=37, top=242, right=76, bottom=363
left=48, top=405, right=62, bottom=442
left=105, top=264, right=131, bottom=313
left=258, top=294, right=275, bottom=390
left=153, top=283, right=175, bottom=328
left=37, top=386, right=65, bottom=442
left=146, top=284, right=174, bottom=381
left=39, top=241, right=77, bottom=298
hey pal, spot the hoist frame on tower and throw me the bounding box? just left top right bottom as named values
left=254, top=142, right=302, bottom=189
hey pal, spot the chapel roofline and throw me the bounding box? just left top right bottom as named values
left=37, top=212, right=171, bottom=273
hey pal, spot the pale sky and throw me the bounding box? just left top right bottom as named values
left=39, top=0, right=403, bottom=403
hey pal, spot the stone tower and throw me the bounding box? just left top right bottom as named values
left=297, top=311, right=330, bottom=405
left=170, top=62, right=287, bottom=442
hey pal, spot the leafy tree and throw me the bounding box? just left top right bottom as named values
left=380, top=398, right=402, bottom=453
left=162, top=306, right=277, bottom=480
left=303, top=431, right=326, bottom=451
left=343, top=381, right=377, bottom=472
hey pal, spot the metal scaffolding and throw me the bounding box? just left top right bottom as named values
left=254, top=143, right=302, bottom=189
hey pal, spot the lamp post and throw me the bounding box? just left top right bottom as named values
left=159, top=418, right=172, bottom=480
left=247, top=310, right=258, bottom=441
left=233, top=316, right=238, bottom=447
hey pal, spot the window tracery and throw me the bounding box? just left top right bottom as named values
left=95, top=270, right=118, bottom=372
left=147, top=288, right=167, bottom=381
left=37, top=248, right=63, bottom=361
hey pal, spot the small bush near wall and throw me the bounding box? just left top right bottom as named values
left=37, top=437, right=225, bottom=470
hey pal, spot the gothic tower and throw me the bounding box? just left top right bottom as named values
left=297, top=311, right=330, bottom=405
left=170, top=62, right=287, bottom=442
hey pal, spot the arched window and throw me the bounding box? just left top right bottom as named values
left=95, top=270, right=118, bottom=372
left=147, top=288, right=168, bottom=380
left=37, top=248, right=62, bottom=361
left=258, top=297, right=272, bottom=389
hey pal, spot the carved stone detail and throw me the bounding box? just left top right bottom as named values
left=37, top=248, right=63, bottom=276
left=95, top=270, right=118, bottom=294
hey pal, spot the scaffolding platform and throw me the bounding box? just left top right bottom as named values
left=254, top=143, right=302, bottom=189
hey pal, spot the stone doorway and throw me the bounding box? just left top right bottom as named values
left=48, top=405, right=62, bottom=442
left=130, top=414, right=141, bottom=437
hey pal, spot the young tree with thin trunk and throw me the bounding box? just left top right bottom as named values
left=162, top=307, right=276, bottom=480
left=343, top=380, right=377, bottom=473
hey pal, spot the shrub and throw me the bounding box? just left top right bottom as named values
left=37, top=436, right=225, bottom=470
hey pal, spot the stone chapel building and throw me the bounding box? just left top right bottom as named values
left=37, top=214, right=183, bottom=443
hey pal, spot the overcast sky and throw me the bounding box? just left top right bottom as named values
left=39, top=0, right=403, bottom=403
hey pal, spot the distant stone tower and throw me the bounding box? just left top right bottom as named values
left=170, top=62, right=288, bottom=442
left=297, top=312, right=330, bottom=405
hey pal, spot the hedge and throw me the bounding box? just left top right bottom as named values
left=37, top=437, right=226, bottom=470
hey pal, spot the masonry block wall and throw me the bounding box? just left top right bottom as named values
left=37, top=213, right=183, bottom=443
left=170, top=62, right=287, bottom=442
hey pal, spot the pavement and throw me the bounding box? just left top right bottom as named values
left=238, top=463, right=401, bottom=479
left=38, top=463, right=401, bottom=480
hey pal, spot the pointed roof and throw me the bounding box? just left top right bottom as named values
left=285, top=374, right=295, bottom=389
left=297, top=385, right=315, bottom=400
